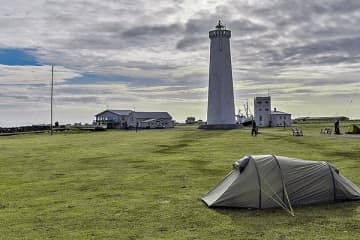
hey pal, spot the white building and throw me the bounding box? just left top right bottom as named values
left=205, top=20, right=236, bottom=129
left=254, top=96, right=291, bottom=127
left=139, top=119, right=169, bottom=129
left=127, top=112, right=174, bottom=129
left=95, top=110, right=132, bottom=128
left=271, top=109, right=291, bottom=127
left=254, top=96, right=271, bottom=127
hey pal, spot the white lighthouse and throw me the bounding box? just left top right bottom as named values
left=204, top=20, right=236, bottom=129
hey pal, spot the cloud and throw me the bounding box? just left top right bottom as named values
left=1, top=0, right=360, bottom=126
left=0, top=64, right=81, bottom=84
left=122, top=24, right=183, bottom=38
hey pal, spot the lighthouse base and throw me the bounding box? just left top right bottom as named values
left=198, top=124, right=241, bottom=130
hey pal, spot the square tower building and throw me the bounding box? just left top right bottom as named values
left=254, top=96, right=271, bottom=127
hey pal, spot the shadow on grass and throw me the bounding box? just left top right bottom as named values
left=326, top=150, right=360, bottom=159
left=211, top=200, right=360, bottom=222
left=153, top=131, right=227, bottom=154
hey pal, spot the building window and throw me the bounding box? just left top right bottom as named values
left=265, top=108, right=269, bottom=111
left=259, top=116, right=262, bottom=122
left=265, top=101, right=268, bottom=104
left=280, top=116, right=282, bottom=119
left=259, top=109, right=262, bottom=111
left=257, top=101, right=262, bottom=104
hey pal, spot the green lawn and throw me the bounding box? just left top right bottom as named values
left=0, top=124, right=359, bottom=239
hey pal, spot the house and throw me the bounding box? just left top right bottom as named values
left=254, top=96, right=292, bottom=127
left=271, top=108, right=291, bottom=127
left=139, top=119, right=168, bottom=129
left=127, top=112, right=174, bottom=129
left=95, top=110, right=132, bottom=129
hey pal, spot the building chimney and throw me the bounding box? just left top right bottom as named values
left=274, top=108, right=277, bottom=112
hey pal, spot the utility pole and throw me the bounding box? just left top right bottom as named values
left=50, top=65, right=54, bottom=135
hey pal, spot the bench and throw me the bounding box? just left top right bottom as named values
left=292, top=128, right=303, bottom=136
left=320, top=128, right=332, bottom=135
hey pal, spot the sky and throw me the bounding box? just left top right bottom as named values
left=1, top=0, right=360, bottom=126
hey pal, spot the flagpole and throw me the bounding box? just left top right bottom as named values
left=51, top=65, right=54, bottom=135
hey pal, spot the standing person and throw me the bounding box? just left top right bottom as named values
left=251, top=120, right=257, bottom=136
left=334, top=120, right=340, bottom=134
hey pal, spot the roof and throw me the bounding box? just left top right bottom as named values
left=95, top=109, right=133, bottom=116
left=255, top=96, right=271, bottom=100
left=131, top=112, right=172, bottom=119
left=271, top=111, right=291, bottom=115
left=141, top=119, right=157, bottom=123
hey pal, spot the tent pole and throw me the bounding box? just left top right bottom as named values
left=327, top=162, right=337, bottom=202
left=271, top=155, right=285, bottom=203
left=250, top=156, right=262, bottom=209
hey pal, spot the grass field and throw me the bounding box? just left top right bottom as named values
left=0, top=123, right=360, bottom=239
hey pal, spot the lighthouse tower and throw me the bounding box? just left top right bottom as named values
left=205, top=20, right=236, bottom=129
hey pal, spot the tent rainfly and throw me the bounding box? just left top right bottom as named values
left=347, top=124, right=360, bottom=134
left=202, top=155, right=360, bottom=215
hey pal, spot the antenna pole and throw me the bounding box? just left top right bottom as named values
left=50, top=65, right=54, bottom=136
left=246, top=100, right=249, bottom=117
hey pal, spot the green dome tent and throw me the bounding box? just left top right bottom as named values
left=202, top=155, right=360, bottom=215
left=347, top=124, right=360, bottom=134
